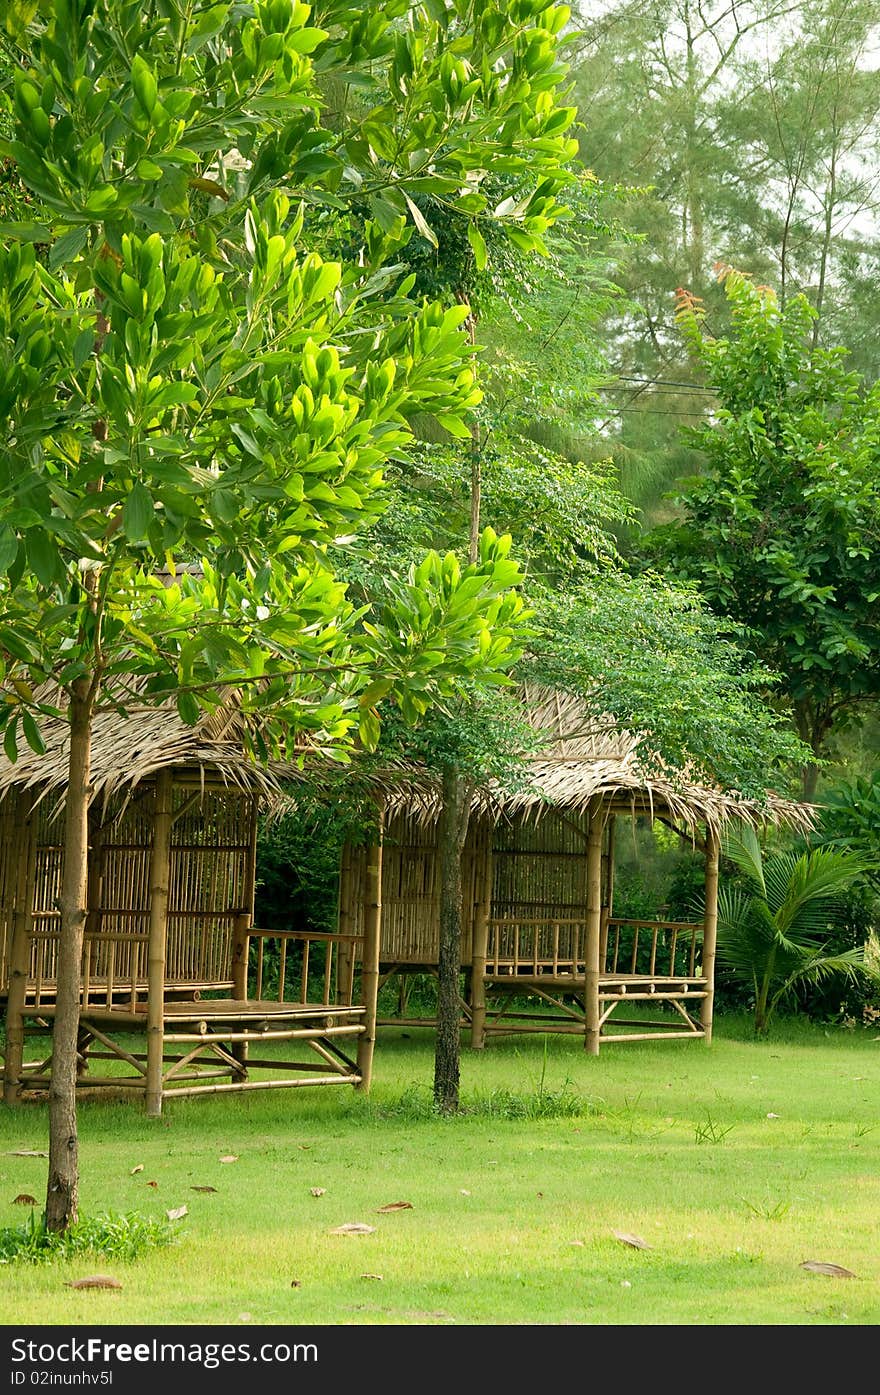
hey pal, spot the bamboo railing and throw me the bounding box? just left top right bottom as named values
left=484, top=915, right=704, bottom=981
left=245, top=928, right=361, bottom=1007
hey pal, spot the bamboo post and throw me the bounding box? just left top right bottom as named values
left=701, top=826, right=721, bottom=1044
left=469, top=820, right=493, bottom=1049
left=600, top=813, right=615, bottom=968
left=230, top=799, right=258, bottom=1072
left=336, top=841, right=353, bottom=1005
left=231, top=913, right=250, bottom=1001
left=584, top=800, right=604, bottom=1055
left=3, top=807, right=36, bottom=1105
left=355, top=807, right=383, bottom=1091
left=146, top=770, right=174, bottom=1117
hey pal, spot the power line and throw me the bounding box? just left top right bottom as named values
left=615, top=375, right=716, bottom=392
left=600, top=385, right=717, bottom=398
left=609, top=406, right=711, bottom=416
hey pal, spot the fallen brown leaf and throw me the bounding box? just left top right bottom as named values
left=310, top=1188, right=326, bottom=1197
left=146, top=1181, right=158, bottom=1189
left=459, top=1189, right=471, bottom=1196
left=800, top=1260, right=856, bottom=1279
left=376, top=1201, right=413, bottom=1213
left=613, top=1231, right=652, bottom=1250
left=65, top=1276, right=122, bottom=1291
left=130, top=1165, right=144, bottom=1176
left=190, top=1186, right=217, bottom=1194
left=290, top=1280, right=302, bottom=1289
left=12, top=1194, right=37, bottom=1206
left=219, top=1155, right=238, bottom=1164
left=361, top=1273, right=383, bottom=1281
left=329, top=1222, right=376, bottom=1236
left=166, top=1205, right=188, bottom=1221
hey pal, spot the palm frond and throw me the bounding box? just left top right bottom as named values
left=721, top=822, right=766, bottom=893
left=775, top=848, right=869, bottom=938
left=772, top=946, right=876, bottom=1009
left=716, top=888, right=773, bottom=978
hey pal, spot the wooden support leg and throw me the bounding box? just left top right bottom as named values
left=230, top=911, right=251, bottom=1077
left=76, top=1026, right=92, bottom=1078
left=356, top=809, right=383, bottom=1091
left=469, top=822, right=492, bottom=1050
left=3, top=814, right=36, bottom=1105
left=584, top=801, right=604, bottom=1055
left=701, top=828, right=720, bottom=1045
left=146, top=771, right=173, bottom=1117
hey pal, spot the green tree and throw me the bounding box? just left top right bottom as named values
left=526, top=573, right=809, bottom=799
left=649, top=265, right=880, bottom=799
left=714, top=822, right=874, bottom=1034
left=0, top=0, right=578, bottom=1229
left=716, top=0, right=880, bottom=365
left=568, top=0, right=880, bottom=524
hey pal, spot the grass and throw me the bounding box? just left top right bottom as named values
left=0, top=1012, right=878, bottom=1326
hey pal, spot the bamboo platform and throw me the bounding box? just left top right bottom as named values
left=15, top=995, right=367, bottom=1103
left=1, top=770, right=381, bottom=1112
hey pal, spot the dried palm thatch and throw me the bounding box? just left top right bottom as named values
left=368, top=684, right=816, bottom=837
left=0, top=688, right=282, bottom=815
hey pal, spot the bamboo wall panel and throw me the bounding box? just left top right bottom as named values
left=0, top=781, right=257, bottom=1003
left=341, top=815, right=479, bottom=965
left=0, top=793, right=21, bottom=983
left=342, top=811, right=595, bottom=968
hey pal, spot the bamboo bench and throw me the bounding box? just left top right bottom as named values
left=7, top=926, right=370, bottom=1111
left=477, top=916, right=710, bottom=1045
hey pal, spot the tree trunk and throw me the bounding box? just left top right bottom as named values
left=793, top=699, right=831, bottom=803
left=434, top=303, right=480, bottom=1114
left=683, top=3, right=705, bottom=290
left=801, top=760, right=821, bottom=804
left=433, top=766, right=471, bottom=1114
left=45, top=681, right=92, bottom=1233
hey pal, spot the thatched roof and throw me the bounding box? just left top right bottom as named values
left=0, top=681, right=815, bottom=838
left=0, top=691, right=282, bottom=813
left=372, top=685, right=816, bottom=837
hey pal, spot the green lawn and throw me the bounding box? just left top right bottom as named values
left=1, top=1014, right=878, bottom=1326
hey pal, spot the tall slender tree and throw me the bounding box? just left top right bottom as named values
left=0, top=0, right=579, bottom=1229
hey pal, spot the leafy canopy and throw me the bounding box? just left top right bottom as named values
left=648, top=265, right=880, bottom=789
left=0, top=0, right=581, bottom=756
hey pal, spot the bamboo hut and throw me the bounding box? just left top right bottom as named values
left=338, top=687, right=815, bottom=1051
left=0, top=695, right=380, bottom=1113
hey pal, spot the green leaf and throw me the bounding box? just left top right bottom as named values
left=358, top=707, right=381, bottom=750
left=26, top=532, right=59, bottom=588
left=3, top=719, right=18, bottom=763
left=131, top=55, right=158, bottom=116
left=404, top=193, right=438, bottom=249
left=0, top=221, right=52, bottom=242
left=49, top=226, right=88, bottom=271
left=0, top=627, right=35, bottom=663
left=0, top=527, right=18, bottom=574
left=176, top=690, right=200, bottom=726
left=466, top=223, right=487, bottom=271
left=435, top=413, right=472, bottom=439
left=73, top=327, right=95, bottom=371
left=20, top=710, right=45, bottom=755
left=122, top=483, right=154, bottom=542
left=358, top=678, right=393, bottom=708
